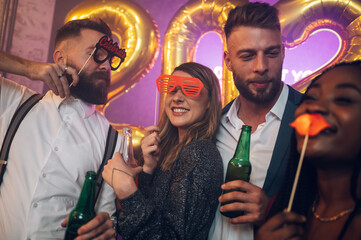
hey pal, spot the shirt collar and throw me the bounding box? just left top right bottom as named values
left=48, top=91, right=96, bottom=118
left=225, top=96, right=243, bottom=130
left=225, top=83, right=289, bottom=128
left=268, top=83, right=288, bottom=121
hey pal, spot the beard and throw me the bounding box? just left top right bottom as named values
left=233, top=71, right=282, bottom=104
left=66, top=67, right=110, bottom=105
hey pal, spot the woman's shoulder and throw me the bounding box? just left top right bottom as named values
left=184, top=138, right=218, bottom=151
left=178, top=139, right=222, bottom=168
left=183, top=139, right=220, bottom=157
left=173, top=139, right=223, bottom=182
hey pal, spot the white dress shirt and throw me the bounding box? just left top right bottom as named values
left=0, top=77, right=121, bottom=239
left=208, top=84, right=289, bottom=240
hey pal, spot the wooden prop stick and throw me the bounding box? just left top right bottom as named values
left=154, top=90, right=158, bottom=125
left=69, top=48, right=96, bottom=87
left=287, top=134, right=309, bottom=212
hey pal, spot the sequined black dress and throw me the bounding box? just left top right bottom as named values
left=116, top=139, right=223, bottom=240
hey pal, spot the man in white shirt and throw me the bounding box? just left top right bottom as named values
left=0, top=18, right=125, bottom=239
left=208, top=2, right=303, bottom=240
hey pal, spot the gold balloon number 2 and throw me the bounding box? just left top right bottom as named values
left=65, top=0, right=160, bottom=112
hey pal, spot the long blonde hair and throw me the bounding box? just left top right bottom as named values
left=158, top=62, right=222, bottom=171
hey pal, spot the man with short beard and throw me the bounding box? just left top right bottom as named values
left=208, top=2, right=303, bottom=240
left=0, top=18, right=124, bottom=239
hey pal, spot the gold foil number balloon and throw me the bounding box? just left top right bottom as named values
left=65, top=0, right=160, bottom=108
left=161, top=0, right=247, bottom=108
left=276, top=0, right=361, bottom=92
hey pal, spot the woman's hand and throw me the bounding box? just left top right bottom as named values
left=141, top=125, right=161, bottom=174
left=255, top=210, right=306, bottom=240
left=102, top=152, right=142, bottom=199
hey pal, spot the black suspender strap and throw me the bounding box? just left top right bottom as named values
left=0, top=93, right=118, bottom=201
left=0, top=93, right=44, bottom=186
left=95, top=125, right=118, bottom=202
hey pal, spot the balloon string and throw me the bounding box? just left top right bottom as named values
left=287, top=134, right=309, bottom=212
left=154, top=89, right=158, bottom=125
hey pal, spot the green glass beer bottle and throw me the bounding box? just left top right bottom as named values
left=64, top=171, right=97, bottom=240
left=221, top=125, right=252, bottom=218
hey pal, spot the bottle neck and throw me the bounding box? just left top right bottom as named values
left=233, top=126, right=251, bottom=161
left=123, top=134, right=133, bottom=161
left=122, top=128, right=133, bottom=162
left=122, top=128, right=137, bottom=167
left=75, top=175, right=96, bottom=213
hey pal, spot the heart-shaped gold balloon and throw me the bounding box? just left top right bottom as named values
left=275, top=0, right=361, bottom=92
left=65, top=0, right=160, bottom=108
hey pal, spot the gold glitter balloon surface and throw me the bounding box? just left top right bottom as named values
left=276, top=0, right=361, bottom=92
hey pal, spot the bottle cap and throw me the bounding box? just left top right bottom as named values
left=242, top=125, right=252, bottom=131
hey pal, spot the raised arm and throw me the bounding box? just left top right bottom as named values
left=0, top=50, right=78, bottom=98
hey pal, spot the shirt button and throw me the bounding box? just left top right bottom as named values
left=33, top=203, right=38, bottom=208
left=66, top=116, right=70, bottom=121
left=64, top=123, right=69, bottom=127
left=54, top=147, right=59, bottom=151
left=42, top=173, right=46, bottom=178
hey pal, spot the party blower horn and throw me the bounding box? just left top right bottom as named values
left=287, top=113, right=330, bottom=211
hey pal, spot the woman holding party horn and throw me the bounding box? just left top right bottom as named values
left=255, top=60, right=361, bottom=240
left=102, top=62, right=223, bottom=239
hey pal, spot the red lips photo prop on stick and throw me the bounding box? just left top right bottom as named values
left=286, top=113, right=330, bottom=212
left=290, top=113, right=330, bottom=136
